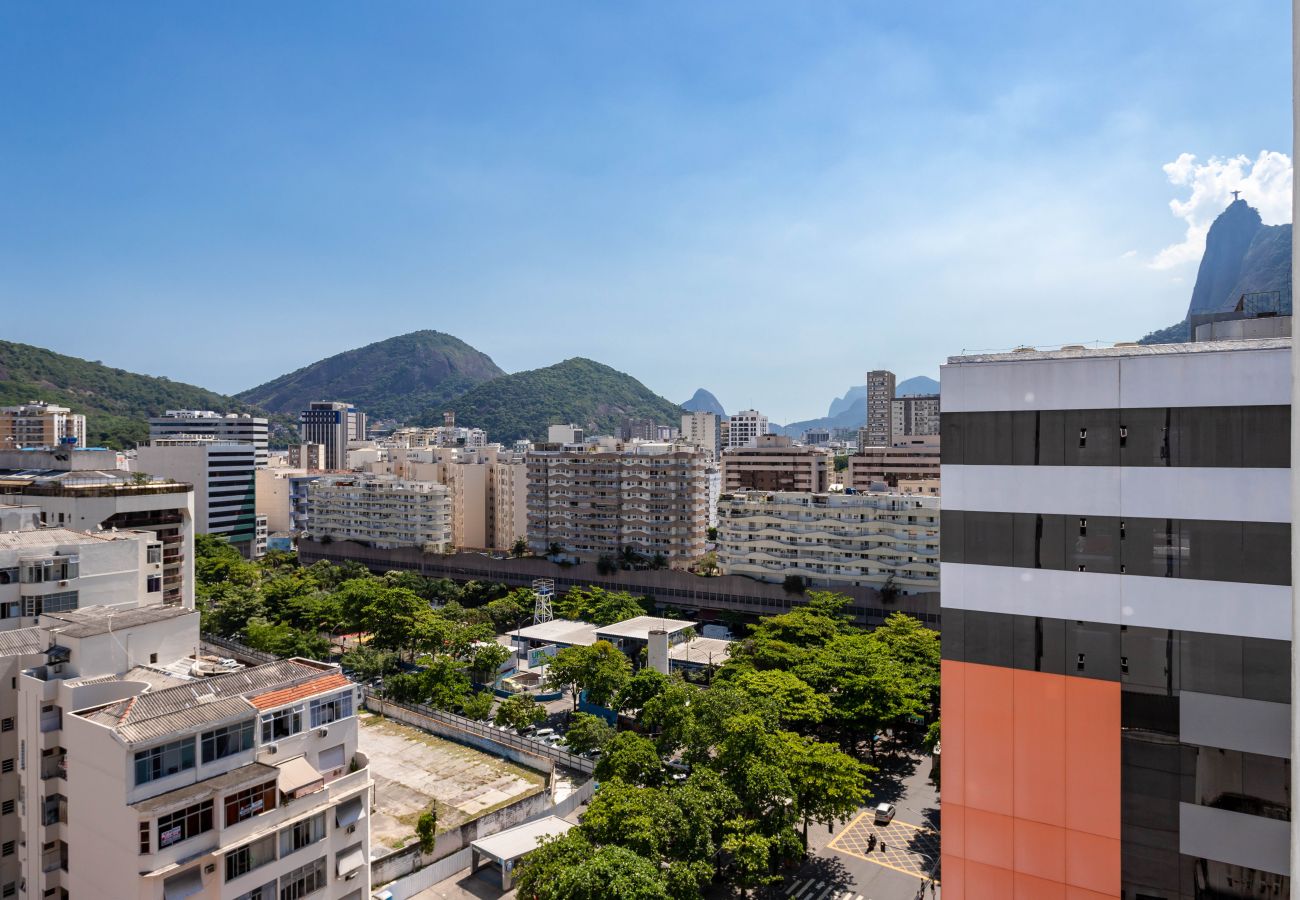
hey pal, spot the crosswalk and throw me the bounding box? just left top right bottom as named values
left=782, top=877, right=866, bottom=900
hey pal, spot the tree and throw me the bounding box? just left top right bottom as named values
left=777, top=731, right=872, bottom=845
left=416, top=806, right=437, bottom=854
left=484, top=590, right=532, bottom=632
left=460, top=691, right=495, bottom=721
left=650, top=552, right=667, bottom=570
left=596, top=555, right=617, bottom=575
left=340, top=645, right=400, bottom=681
left=782, top=574, right=806, bottom=594
left=556, top=587, right=648, bottom=626
left=639, top=678, right=698, bottom=756
left=243, top=617, right=330, bottom=660
left=564, top=712, right=615, bottom=755
left=468, top=642, right=511, bottom=684
left=515, top=831, right=671, bottom=900
left=721, top=817, right=779, bottom=895
left=594, top=733, right=664, bottom=787
left=334, top=578, right=386, bottom=635
left=494, top=694, right=545, bottom=731
left=364, top=588, right=434, bottom=657
left=727, top=669, right=828, bottom=730
left=512, top=537, right=528, bottom=558
left=546, top=641, right=631, bottom=711
left=616, top=668, right=670, bottom=713
left=706, top=526, right=718, bottom=542
left=202, top=583, right=266, bottom=637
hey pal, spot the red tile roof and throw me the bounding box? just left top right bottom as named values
left=248, top=673, right=350, bottom=711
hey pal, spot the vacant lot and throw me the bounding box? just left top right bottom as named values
left=360, top=712, right=547, bottom=851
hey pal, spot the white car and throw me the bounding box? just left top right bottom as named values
left=873, top=802, right=896, bottom=825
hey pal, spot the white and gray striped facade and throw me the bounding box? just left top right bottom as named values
left=940, top=336, right=1291, bottom=899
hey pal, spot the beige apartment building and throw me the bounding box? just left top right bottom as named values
left=889, top=393, right=940, bottom=438
left=680, top=412, right=722, bottom=461
left=846, top=435, right=941, bottom=487
left=0, top=402, right=86, bottom=450
left=864, top=371, right=896, bottom=447
left=303, top=474, right=452, bottom=552
left=0, top=449, right=195, bottom=608
left=526, top=442, right=707, bottom=562
left=720, top=434, right=829, bottom=494
left=716, top=489, right=939, bottom=593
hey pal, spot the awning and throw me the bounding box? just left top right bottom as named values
left=277, top=756, right=324, bottom=798
left=336, top=844, right=366, bottom=877
left=162, top=866, right=204, bottom=900
left=336, top=794, right=364, bottom=828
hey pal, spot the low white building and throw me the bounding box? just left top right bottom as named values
left=716, top=489, right=939, bottom=593
left=303, top=474, right=452, bottom=551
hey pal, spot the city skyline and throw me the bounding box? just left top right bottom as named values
left=1, top=1, right=1291, bottom=424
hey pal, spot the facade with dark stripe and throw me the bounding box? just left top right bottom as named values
left=939, top=335, right=1291, bottom=899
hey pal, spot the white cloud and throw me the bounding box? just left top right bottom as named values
left=1150, top=151, right=1292, bottom=270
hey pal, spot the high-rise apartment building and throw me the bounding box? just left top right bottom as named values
left=726, top=410, right=769, bottom=449
left=299, top=403, right=366, bottom=471
left=0, top=402, right=86, bottom=450
left=864, top=370, right=896, bottom=446
left=847, top=436, right=941, bottom=487
left=546, top=424, right=584, bottom=445
left=681, top=412, right=722, bottom=461
left=526, top=443, right=707, bottom=561
left=717, top=489, right=938, bottom=592
left=288, top=443, right=327, bottom=472
left=720, top=435, right=829, bottom=493
left=303, top=474, right=452, bottom=551
left=136, top=438, right=259, bottom=558
left=0, top=448, right=195, bottom=608
left=149, top=411, right=270, bottom=468
left=890, top=394, right=940, bottom=439
left=939, top=329, right=1291, bottom=898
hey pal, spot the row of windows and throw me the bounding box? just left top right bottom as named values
left=943, top=607, right=1290, bottom=703
left=940, top=405, right=1290, bottom=468
left=941, top=511, right=1290, bottom=585
left=158, top=799, right=213, bottom=849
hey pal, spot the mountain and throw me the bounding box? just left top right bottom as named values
left=1141, top=201, right=1292, bottom=345
left=897, top=375, right=940, bottom=396
left=681, top=388, right=726, bottom=417
left=0, top=339, right=277, bottom=449
left=238, top=330, right=505, bottom=422
left=774, top=398, right=867, bottom=437
left=827, top=386, right=865, bottom=418
left=431, top=358, right=685, bottom=443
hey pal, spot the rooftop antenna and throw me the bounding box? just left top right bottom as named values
left=532, top=578, right=554, bottom=626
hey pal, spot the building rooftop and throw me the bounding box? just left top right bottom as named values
left=594, top=615, right=694, bottom=642
left=510, top=619, right=598, bottom=647
left=470, top=815, right=575, bottom=863
left=42, top=605, right=196, bottom=639
left=0, top=527, right=141, bottom=550
left=80, top=657, right=343, bottom=743
left=948, top=336, right=1290, bottom=365
left=668, top=637, right=732, bottom=667
left=0, top=627, right=48, bottom=657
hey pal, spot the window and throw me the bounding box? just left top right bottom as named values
left=1, top=801, right=13, bottom=816
left=279, top=857, right=326, bottom=900
left=1, top=719, right=13, bottom=733
left=147, top=575, right=162, bottom=593
left=147, top=544, right=163, bottom=564
left=134, top=738, right=195, bottom=785
left=225, top=780, right=278, bottom=827
left=225, top=833, right=277, bottom=882
left=279, top=812, right=326, bottom=857
left=233, top=885, right=276, bottom=900
left=309, top=691, right=353, bottom=728
left=19, top=557, right=79, bottom=584
left=157, top=799, right=213, bottom=849
left=202, top=720, right=255, bottom=764
left=2, top=759, right=14, bottom=774
left=2, top=841, right=13, bottom=857
left=260, top=706, right=303, bottom=743
left=1, top=883, right=12, bottom=898
left=24, top=590, right=78, bottom=617
left=139, top=821, right=150, bottom=855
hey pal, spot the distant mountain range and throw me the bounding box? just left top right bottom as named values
left=681, top=388, right=726, bottom=417
left=238, top=331, right=505, bottom=422
left=0, top=339, right=283, bottom=449
left=426, top=358, right=684, bottom=443
left=773, top=374, right=939, bottom=436
left=1141, top=199, right=1292, bottom=344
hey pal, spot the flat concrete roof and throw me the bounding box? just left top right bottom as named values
left=595, top=614, right=694, bottom=642
left=668, top=637, right=733, bottom=666
left=510, top=619, right=598, bottom=647
left=470, top=815, right=575, bottom=863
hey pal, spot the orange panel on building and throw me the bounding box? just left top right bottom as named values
left=941, top=661, right=1121, bottom=898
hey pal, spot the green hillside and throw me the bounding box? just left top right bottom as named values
left=238, top=330, right=505, bottom=422
left=433, top=357, right=684, bottom=443
left=0, top=340, right=282, bottom=449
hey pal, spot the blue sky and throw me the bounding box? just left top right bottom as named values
left=0, top=2, right=1291, bottom=423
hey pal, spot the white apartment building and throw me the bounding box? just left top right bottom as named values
left=680, top=412, right=721, bottom=461
left=303, top=474, right=451, bottom=552
left=135, top=438, right=259, bottom=559
left=0, top=449, right=195, bottom=608
left=526, top=442, right=707, bottom=561
left=545, top=425, right=584, bottom=445
left=716, top=489, right=939, bottom=593
left=889, top=394, right=940, bottom=439
left=149, top=413, right=270, bottom=468
left=299, top=404, right=366, bottom=472
left=726, top=410, right=769, bottom=449
left=2, top=603, right=373, bottom=900
left=864, top=370, right=896, bottom=447
left=0, top=527, right=166, bottom=624
left=0, top=403, right=86, bottom=450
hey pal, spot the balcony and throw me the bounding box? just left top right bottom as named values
left=41, top=749, right=67, bottom=781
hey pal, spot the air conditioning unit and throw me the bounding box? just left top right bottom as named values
left=266, top=743, right=278, bottom=755
left=317, top=727, right=328, bottom=737
left=347, top=824, right=356, bottom=834
left=204, top=864, right=215, bottom=874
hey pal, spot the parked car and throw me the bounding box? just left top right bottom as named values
left=533, top=727, right=556, bottom=740
left=873, top=802, right=896, bottom=825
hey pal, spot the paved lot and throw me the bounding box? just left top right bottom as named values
left=360, top=712, right=546, bottom=853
